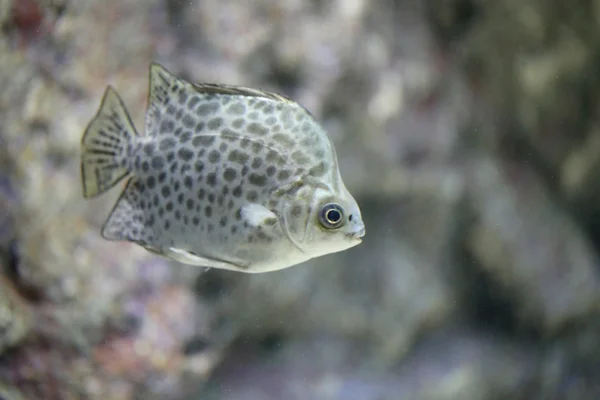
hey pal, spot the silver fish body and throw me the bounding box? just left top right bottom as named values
left=80, top=63, right=365, bottom=273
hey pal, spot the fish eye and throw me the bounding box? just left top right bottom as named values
left=318, top=203, right=345, bottom=229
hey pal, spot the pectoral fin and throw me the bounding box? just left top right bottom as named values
left=240, top=203, right=278, bottom=228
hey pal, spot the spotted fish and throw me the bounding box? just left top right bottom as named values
left=80, top=63, right=365, bottom=273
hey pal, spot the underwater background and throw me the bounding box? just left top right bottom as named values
left=1, top=0, right=600, bottom=399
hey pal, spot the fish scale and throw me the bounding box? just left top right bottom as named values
left=80, top=62, right=365, bottom=273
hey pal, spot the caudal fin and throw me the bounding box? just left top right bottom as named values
left=81, top=87, right=139, bottom=198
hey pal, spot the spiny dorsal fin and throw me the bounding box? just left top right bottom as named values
left=148, top=62, right=180, bottom=106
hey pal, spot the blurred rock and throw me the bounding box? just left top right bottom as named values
left=465, top=156, right=600, bottom=334
left=194, top=329, right=533, bottom=400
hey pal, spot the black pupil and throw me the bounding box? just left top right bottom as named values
left=326, top=209, right=341, bottom=223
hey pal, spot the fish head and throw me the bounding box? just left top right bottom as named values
left=281, top=180, right=365, bottom=258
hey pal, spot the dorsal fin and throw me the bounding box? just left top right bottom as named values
left=192, top=82, right=296, bottom=104
left=146, top=62, right=314, bottom=123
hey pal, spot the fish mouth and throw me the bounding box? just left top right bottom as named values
left=347, top=227, right=365, bottom=241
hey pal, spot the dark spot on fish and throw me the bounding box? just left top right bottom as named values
left=309, top=161, right=327, bottom=177
left=208, top=193, right=215, bottom=203
left=248, top=173, right=267, bottom=187
left=184, top=176, right=193, bottom=189
left=206, top=173, right=217, bottom=187
left=180, top=163, right=191, bottom=175
left=241, top=165, right=249, bottom=176
left=291, top=150, right=310, bottom=165
left=170, top=161, right=178, bottom=174
left=232, top=185, right=242, bottom=198
left=266, top=165, right=276, bottom=177
left=223, top=168, right=237, bottom=182
left=219, top=142, right=228, bottom=152
left=273, top=133, right=295, bottom=148
left=186, top=198, right=194, bottom=210
left=227, top=103, right=246, bottom=115
left=161, top=185, right=171, bottom=198
left=151, top=156, right=164, bottom=170
left=147, top=176, right=156, bottom=189
left=167, top=152, right=175, bottom=162
left=232, top=118, right=245, bottom=129
left=188, top=96, right=200, bottom=110
left=166, top=201, right=174, bottom=212
left=174, top=210, right=181, bottom=220
left=219, top=216, right=228, bottom=227
left=160, top=137, right=176, bottom=151
left=153, top=194, right=160, bottom=206
left=266, top=150, right=278, bottom=163
left=205, top=206, right=212, bottom=218
left=197, top=188, right=205, bottom=200
left=174, top=180, right=181, bottom=192
left=159, top=119, right=175, bottom=134
left=197, top=103, right=219, bottom=116
left=251, top=157, right=262, bottom=169
left=143, top=143, right=154, bottom=156
left=228, top=149, right=249, bottom=164
left=178, top=193, right=185, bottom=204
left=192, top=135, right=216, bottom=147
left=164, top=220, right=171, bottom=230
left=207, top=117, right=223, bottom=130
left=178, top=147, right=194, bottom=161
left=158, top=172, right=167, bottom=183
left=246, top=190, right=259, bottom=202
left=277, top=170, right=291, bottom=181
left=208, top=150, right=221, bottom=163
left=180, top=131, right=192, bottom=143
left=192, top=216, right=200, bottom=225
left=231, top=225, right=238, bottom=234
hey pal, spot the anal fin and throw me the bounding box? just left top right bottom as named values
left=101, top=178, right=150, bottom=244
left=164, top=247, right=248, bottom=271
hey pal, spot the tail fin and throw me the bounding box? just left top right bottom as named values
left=81, top=87, right=139, bottom=198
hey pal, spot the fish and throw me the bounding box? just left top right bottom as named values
left=80, top=62, right=365, bottom=273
